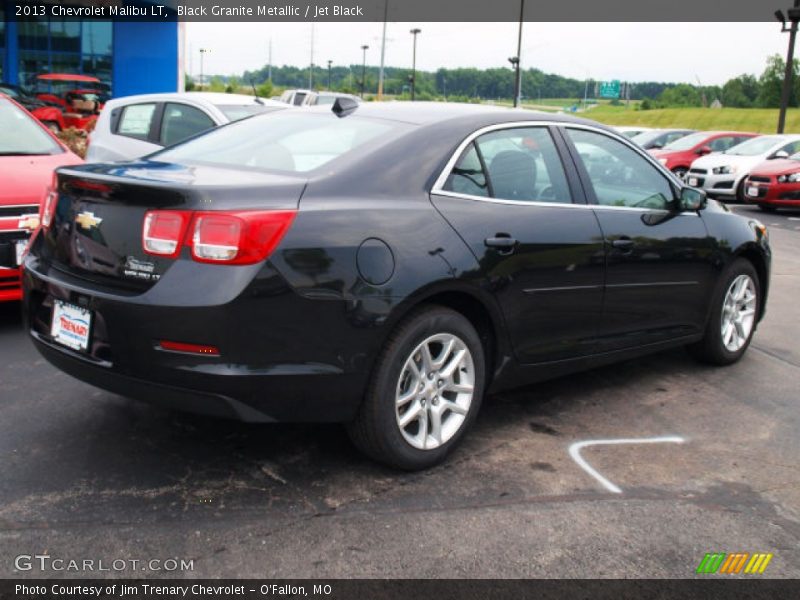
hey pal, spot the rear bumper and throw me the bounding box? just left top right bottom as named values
left=23, top=256, right=373, bottom=423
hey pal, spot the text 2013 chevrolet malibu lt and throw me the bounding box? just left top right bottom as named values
left=23, top=103, right=770, bottom=469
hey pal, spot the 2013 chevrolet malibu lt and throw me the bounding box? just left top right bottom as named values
left=23, top=103, right=771, bottom=469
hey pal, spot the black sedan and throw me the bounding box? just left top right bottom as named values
left=23, top=102, right=771, bottom=470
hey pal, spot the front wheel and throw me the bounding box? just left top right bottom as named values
left=348, top=306, right=485, bottom=470
left=672, top=167, right=688, bottom=181
left=688, top=258, right=760, bottom=365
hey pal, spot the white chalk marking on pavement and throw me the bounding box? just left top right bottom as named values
left=568, top=436, right=685, bottom=494
left=788, top=217, right=800, bottom=221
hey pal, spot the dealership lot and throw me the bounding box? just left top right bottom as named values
left=0, top=204, right=798, bottom=578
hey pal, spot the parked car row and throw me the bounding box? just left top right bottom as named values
left=278, top=88, right=361, bottom=107
left=615, top=126, right=800, bottom=212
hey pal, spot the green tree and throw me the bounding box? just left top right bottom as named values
left=757, top=54, right=798, bottom=108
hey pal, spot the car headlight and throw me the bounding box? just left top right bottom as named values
left=777, top=172, right=800, bottom=183
left=658, top=158, right=668, bottom=166
left=712, top=165, right=737, bottom=175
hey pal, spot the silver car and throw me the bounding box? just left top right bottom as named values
left=86, top=92, right=288, bottom=162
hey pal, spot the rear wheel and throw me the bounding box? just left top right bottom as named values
left=688, top=258, right=759, bottom=365
left=348, top=306, right=485, bottom=470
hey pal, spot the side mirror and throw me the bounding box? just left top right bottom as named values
left=772, top=150, right=790, bottom=159
left=679, top=187, right=707, bottom=211
left=696, top=145, right=712, bottom=156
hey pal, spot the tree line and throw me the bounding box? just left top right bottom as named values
left=217, top=54, right=799, bottom=109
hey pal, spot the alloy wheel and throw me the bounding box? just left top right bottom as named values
left=720, top=274, right=757, bottom=352
left=395, top=333, right=475, bottom=450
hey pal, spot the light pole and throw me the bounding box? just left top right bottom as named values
left=512, top=0, right=524, bottom=107
left=410, top=28, right=421, bottom=101
left=360, top=45, right=369, bottom=97
left=378, top=0, right=389, bottom=100
left=327, top=60, right=333, bottom=90
left=776, top=1, right=800, bottom=133
left=199, top=48, right=210, bottom=90
left=508, top=57, right=520, bottom=107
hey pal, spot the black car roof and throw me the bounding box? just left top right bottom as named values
left=342, top=101, right=614, bottom=131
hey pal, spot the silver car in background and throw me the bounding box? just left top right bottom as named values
left=86, top=92, right=287, bottom=162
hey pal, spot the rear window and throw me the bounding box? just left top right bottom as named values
left=0, top=99, right=63, bottom=155
left=155, top=112, right=402, bottom=173
left=215, top=103, right=280, bottom=122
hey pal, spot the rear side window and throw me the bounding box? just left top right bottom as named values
left=160, top=103, right=215, bottom=147
left=117, top=103, right=156, bottom=140
left=443, top=143, right=489, bottom=197
left=155, top=112, right=401, bottom=173
left=443, top=127, right=571, bottom=204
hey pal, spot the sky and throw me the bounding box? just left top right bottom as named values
left=185, top=22, right=788, bottom=86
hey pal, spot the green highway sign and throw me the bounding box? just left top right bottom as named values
left=599, top=80, right=621, bottom=99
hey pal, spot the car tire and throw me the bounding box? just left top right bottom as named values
left=735, top=180, right=746, bottom=203
left=758, top=204, right=777, bottom=213
left=347, top=306, right=486, bottom=470
left=672, top=167, right=688, bottom=181
left=688, top=258, right=760, bottom=366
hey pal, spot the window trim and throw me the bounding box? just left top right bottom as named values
left=431, top=120, right=685, bottom=213
left=436, top=122, right=582, bottom=206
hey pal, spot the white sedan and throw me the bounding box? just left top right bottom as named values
left=687, top=134, right=800, bottom=201
left=86, top=92, right=288, bottom=162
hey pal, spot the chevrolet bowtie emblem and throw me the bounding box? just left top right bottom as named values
left=75, top=211, right=103, bottom=230
left=17, top=214, right=41, bottom=231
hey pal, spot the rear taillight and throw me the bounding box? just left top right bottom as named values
left=189, top=211, right=296, bottom=265
left=142, top=210, right=191, bottom=258
left=141, top=210, right=296, bottom=265
left=41, top=173, right=58, bottom=230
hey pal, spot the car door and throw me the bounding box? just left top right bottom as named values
left=561, top=126, right=714, bottom=352
left=431, top=124, right=606, bottom=364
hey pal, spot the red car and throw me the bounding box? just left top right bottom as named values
left=34, top=74, right=108, bottom=132
left=743, top=155, right=800, bottom=212
left=0, top=95, right=82, bottom=301
left=649, top=131, right=759, bottom=179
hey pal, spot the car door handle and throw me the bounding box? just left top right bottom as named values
left=611, top=237, right=634, bottom=251
left=485, top=235, right=518, bottom=252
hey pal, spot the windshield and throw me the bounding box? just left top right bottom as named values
left=631, top=130, right=666, bottom=145
left=155, top=112, right=403, bottom=173
left=662, top=132, right=710, bottom=151
left=215, top=103, right=280, bottom=122
left=725, top=136, right=783, bottom=156
left=0, top=99, right=63, bottom=155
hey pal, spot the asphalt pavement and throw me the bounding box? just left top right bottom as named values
left=1, top=204, right=799, bottom=579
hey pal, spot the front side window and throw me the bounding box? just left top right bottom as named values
left=567, top=128, right=675, bottom=210
left=443, top=127, right=571, bottom=203
left=160, top=103, right=215, bottom=147
left=117, top=103, right=156, bottom=140
left=708, top=136, right=740, bottom=152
